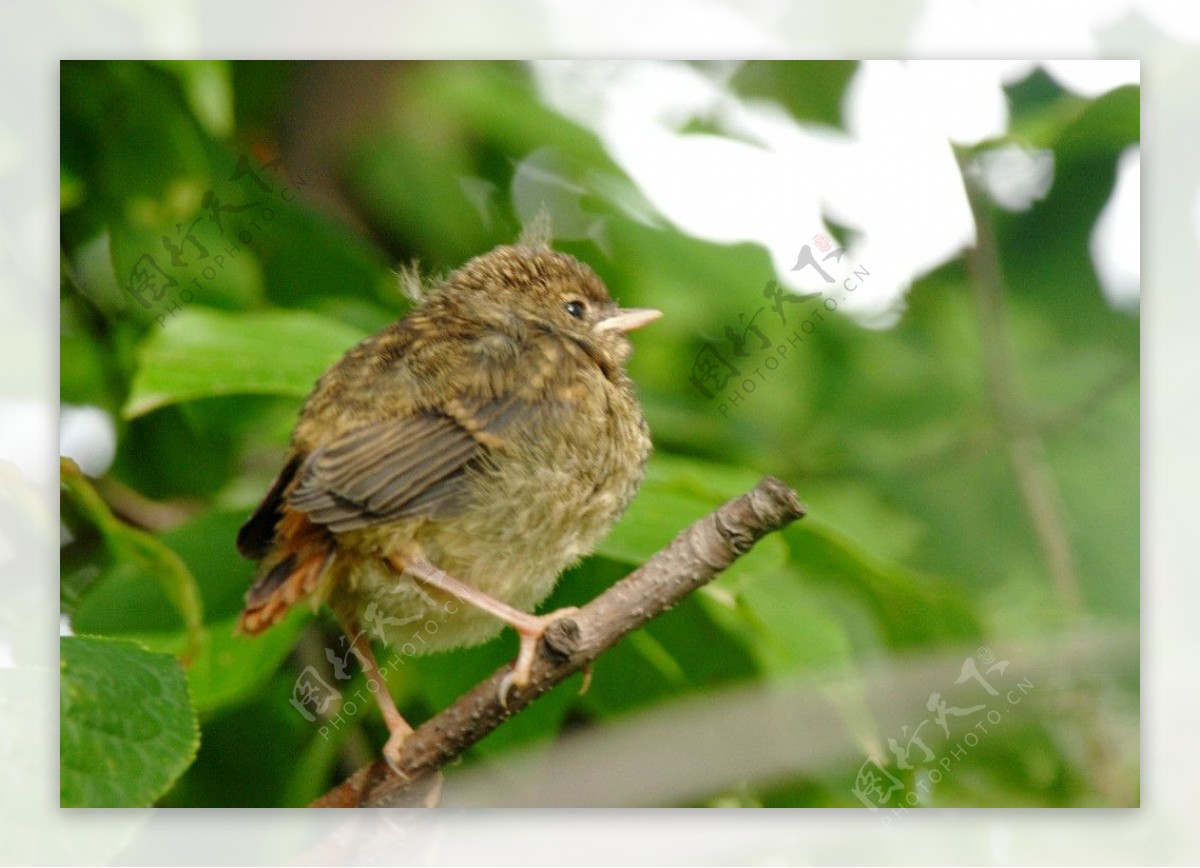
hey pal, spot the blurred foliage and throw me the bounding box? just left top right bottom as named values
left=59, top=60, right=1138, bottom=807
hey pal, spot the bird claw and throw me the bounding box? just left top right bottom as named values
left=577, top=661, right=594, bottom=696
left=497, top=647, right=535, bottom=708
left=498, top=671, right=518, bottom=708
left=382, top=729, right=411, bottom=780
left=496, top=606, right=582, bottom=707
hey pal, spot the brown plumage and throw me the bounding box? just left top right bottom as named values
left=236, top=241, right=659, bottom=767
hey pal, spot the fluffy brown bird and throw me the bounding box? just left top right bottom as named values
left=236, top=240, right=659, bottom=768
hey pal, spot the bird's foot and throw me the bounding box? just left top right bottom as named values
left=385, top=555, right=584, bottom=708
left=381, top=716, right=415, bottom=778
left=498, top=606, right=582, bottom=707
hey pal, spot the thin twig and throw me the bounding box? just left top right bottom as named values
left=92, top=474, right=199, bottom=532
left=963, top=176, right=1082, bottom=613
left=310, top=476, right=806, bottom=808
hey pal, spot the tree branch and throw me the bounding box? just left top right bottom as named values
left=310, top=476, right=806, bottom=808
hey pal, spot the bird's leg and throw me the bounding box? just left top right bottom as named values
left=335, top=610, right=413, bottom=775
left=386, top=553, right=579, bottom=701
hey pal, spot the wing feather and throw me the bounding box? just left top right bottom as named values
left=287, top=397, right=520, bottom=532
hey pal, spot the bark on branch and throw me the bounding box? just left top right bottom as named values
left=311, top=476, right=806, bottom=808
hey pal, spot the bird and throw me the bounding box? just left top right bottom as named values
left=235, top=238, right=660, bottom=769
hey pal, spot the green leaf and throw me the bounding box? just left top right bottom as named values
left=600, top=451, right=788, bottom=580
left=152, top=60, right=235, bottom=140
left=737, top=569, right=854, bottom=673
left=70, top=509, right=311, bottom=714
left=599, top=453, right=792, bottom=613
left=786, top=517, right=983, bottom=648
left=107, top=210, right=268, bottom=318
left=730, top=60, right=858, bottom=129
left=159, top=668, right=339, bottom=808
left=60, top=635, right=200, bottom=807
left=731, top=569, right=881, bottom=760
left=61, top=458, right=204, bottom=660
left=60, top=61, right=213, bottom=219
left=598, top=480, right=711, bottom=565
left=279, top=709, right=353, bottom=807
left=130, top=611, right=311, bottom=715
left=124, top=308, right=367, bottom=418
left=557, top=558, right=760, bottom=718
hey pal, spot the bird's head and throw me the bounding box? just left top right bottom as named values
left=436, top=244, right=661, bottom=372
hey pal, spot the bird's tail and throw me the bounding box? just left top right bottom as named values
left=238, top=508, right=334, bottom=635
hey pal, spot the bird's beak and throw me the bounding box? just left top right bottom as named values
left=595, top=307, right=663, bottom=333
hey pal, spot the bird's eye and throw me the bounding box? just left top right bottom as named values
left=565, top=300, right=587, bottom=319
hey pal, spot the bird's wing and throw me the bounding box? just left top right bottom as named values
left=236, top=398, right=506, bottom=633
left=285, top=395, right=526, bottom=533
